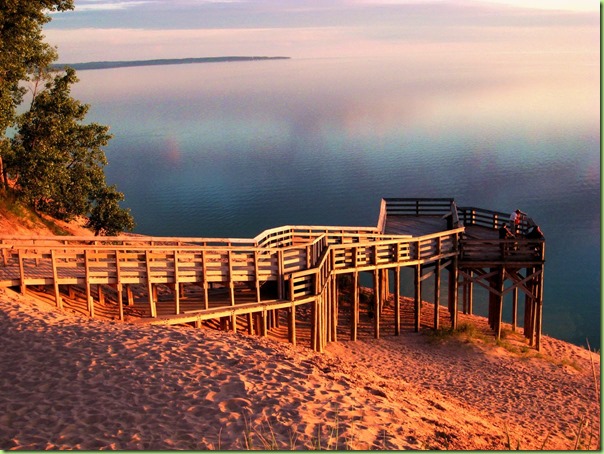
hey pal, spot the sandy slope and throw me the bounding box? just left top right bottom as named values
left=0, top=287, right=599, bottom=450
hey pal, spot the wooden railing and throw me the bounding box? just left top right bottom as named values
left=0, top=198, right=544, bottom=340
left=457, top=206, right=535, bottom=235
left=287, top=228, right=463, bottom=302
left=383, top=198, right=455, bottom=216
left=459, top=239, right=545, bottom=264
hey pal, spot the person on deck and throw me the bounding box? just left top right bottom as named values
left=509, top=209, right=526, bottom=235
left=526, top=225, right=544, bottom=240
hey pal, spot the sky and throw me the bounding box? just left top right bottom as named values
left=44, top=0, right=600, bottom=63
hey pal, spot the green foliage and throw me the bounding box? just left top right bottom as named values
left=0, top=1, right=74, bottom=133
left=86, top=185, right=135, bottom=236
left=0, top=1, right=135, bottom=235
left=10, top=69, right=108, bottom=215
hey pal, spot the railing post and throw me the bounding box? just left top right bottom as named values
left=18, top=250, right=26, bottom=295
left=116, top=250, right=124, bottom=321
left=85, top=250, right=94, bottom=318
left=51, top=250, right=62, bottom=310
left=145, top=250, right=156, bottom=318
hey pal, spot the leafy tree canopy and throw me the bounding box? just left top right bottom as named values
left=0, top=1, right=135, bottom=235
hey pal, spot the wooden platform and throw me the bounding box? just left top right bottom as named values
left=0, top=198, right=546, bottom=351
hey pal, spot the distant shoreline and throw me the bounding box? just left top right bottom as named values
left=51, top=56, right=291, bottom=71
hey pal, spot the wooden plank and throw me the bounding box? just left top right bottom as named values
left=84, top=250, right=94, bottom=317
left=173, top=250, right=180, bottom=314
left=414, top=265, right=421, bottom=332
left=51, top=250, right=62, bottom=310
left=434, top=259, right=440, bottom=330
left=145, top=250, right=156, bottom=318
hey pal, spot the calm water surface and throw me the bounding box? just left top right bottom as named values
left=72, top=56, right=600, bottom=349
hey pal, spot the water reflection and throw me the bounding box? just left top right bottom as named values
left=72, top=56, right=599, bottom=349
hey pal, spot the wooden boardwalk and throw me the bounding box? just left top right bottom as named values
left=0, top=198, right=546, bottom=351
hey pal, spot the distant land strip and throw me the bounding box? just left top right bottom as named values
left=52, top=56, right=291, bottom=71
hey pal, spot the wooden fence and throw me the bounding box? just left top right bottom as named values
left=0, top=198, right=545, bottom=351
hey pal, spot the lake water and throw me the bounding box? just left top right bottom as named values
left=71, top=56, right=600, bottom=350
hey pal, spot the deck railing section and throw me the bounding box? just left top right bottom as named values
left=457, top=206, right=535, bottom=235
left=459, top=239, right=545, bottom=264
left=383, top=198, right=455, bottom=216
left=288, top=228, right=463, bottom=302
left=456, top=206, right=544, bottom=264
left=0, top=198, right=545, bottom=352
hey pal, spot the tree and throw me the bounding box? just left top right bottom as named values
left=86, top=186, right=135, bottom=236
left=8, top=67, right=135, bottom=232
left=0, top=1, right=74, bottom=184
left=0, top=1, right=135, bottom=235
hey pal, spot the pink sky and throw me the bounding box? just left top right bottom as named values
left=44, top=0, right=599, bottom=63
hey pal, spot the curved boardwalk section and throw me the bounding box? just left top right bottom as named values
left=0, top=198, right=545, bottom=351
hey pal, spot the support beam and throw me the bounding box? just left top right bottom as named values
left=434, top=260, right=441, bottom=330
left=173, top=250, right=180, bottom=315
left=51, top=250, right=62, bottom=310
left=351, top=272, right=359, bottom=341
left=374, top=268, right=381, bottom=339
left=448, top=258, right=458, bottom=329
left=288, top=302, right=296, bottom=346
left=394, top=267, right=401, bottom=336
left=535, top=266, right=544, bottom=351
left=145, top=250, right=156, bottom=318
left=495, top=267, right=505, bottom=340
left=84, top=250, right=94, bottom=318
left=414, top=265, right=421, bottom=332
left=511, top=287, right=518, bottom=332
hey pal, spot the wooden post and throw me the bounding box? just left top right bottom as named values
left=145, top=250, right=157, bottom=318
left=467, top=271, right=474, bottom=314
left=277, top=250, right=284, bottom=300
left=51, top=250, right=62, bottom=310
left=414, top=264, right=421, bottom=332
left=495, top=267, right=505, bottom=340
left=331, top=276, right=337, bottom=342
left=85, top=250, right=94, bottom=318
left=524, top=267, right=535, bottom=344
left=434, top=261, right=441, bottom=330
left=311, top=298, right=318, bottom=351
left=127, top=285, right=134, bottom=306
left=289, top=302, right=297, bottom=346
left=488, top=269, right=496, bottom=329
left=115, top=250, right=124, bottom=321
left=18, top=250, right=26, bottom=295
left=247, top=313, right=254, bottom=335
left=448, top=259, right=459, bottom=329
left=254, top=250, right=261, bottom=303
left=261, top=308, right=268, bottom=337
left=352, top=272, right=359, bottom=341
left=511, top=286, right=518, bottom=332
left=201, top=250, right=209, bottom=310
left=394, top=267, right=401, bottom=336
left=98, top=285, right=105, bottom=305
left=173, top=250, right=180, bottom=315
left=231, top=313, right=238, bottom=333
left=374, top=268, right=380, bottom=339
left=117, top=284, right=124, bottom=321
left=535, top=267, right=544, bottom=351
left=380, top=268, right=388, bottom=312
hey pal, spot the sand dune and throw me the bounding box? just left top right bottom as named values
left=0, top=287, right=599, bottom=450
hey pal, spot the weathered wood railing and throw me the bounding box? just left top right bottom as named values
left=383, top=198, right=455, bottom=216
left=287, top=229, right=463, bottom=301
left=457, top=206, right=535, bottom=235
left=459, top=238, right=545, bottom=264
left=0, top=197, right=545, bottom=351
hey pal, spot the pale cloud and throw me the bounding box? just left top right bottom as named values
left=69, top=0, right=153, bottom=11
left=44, top=0, right=599, bottom=62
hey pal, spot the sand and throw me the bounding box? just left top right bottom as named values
left=0, top=286, right=600, bottom=450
